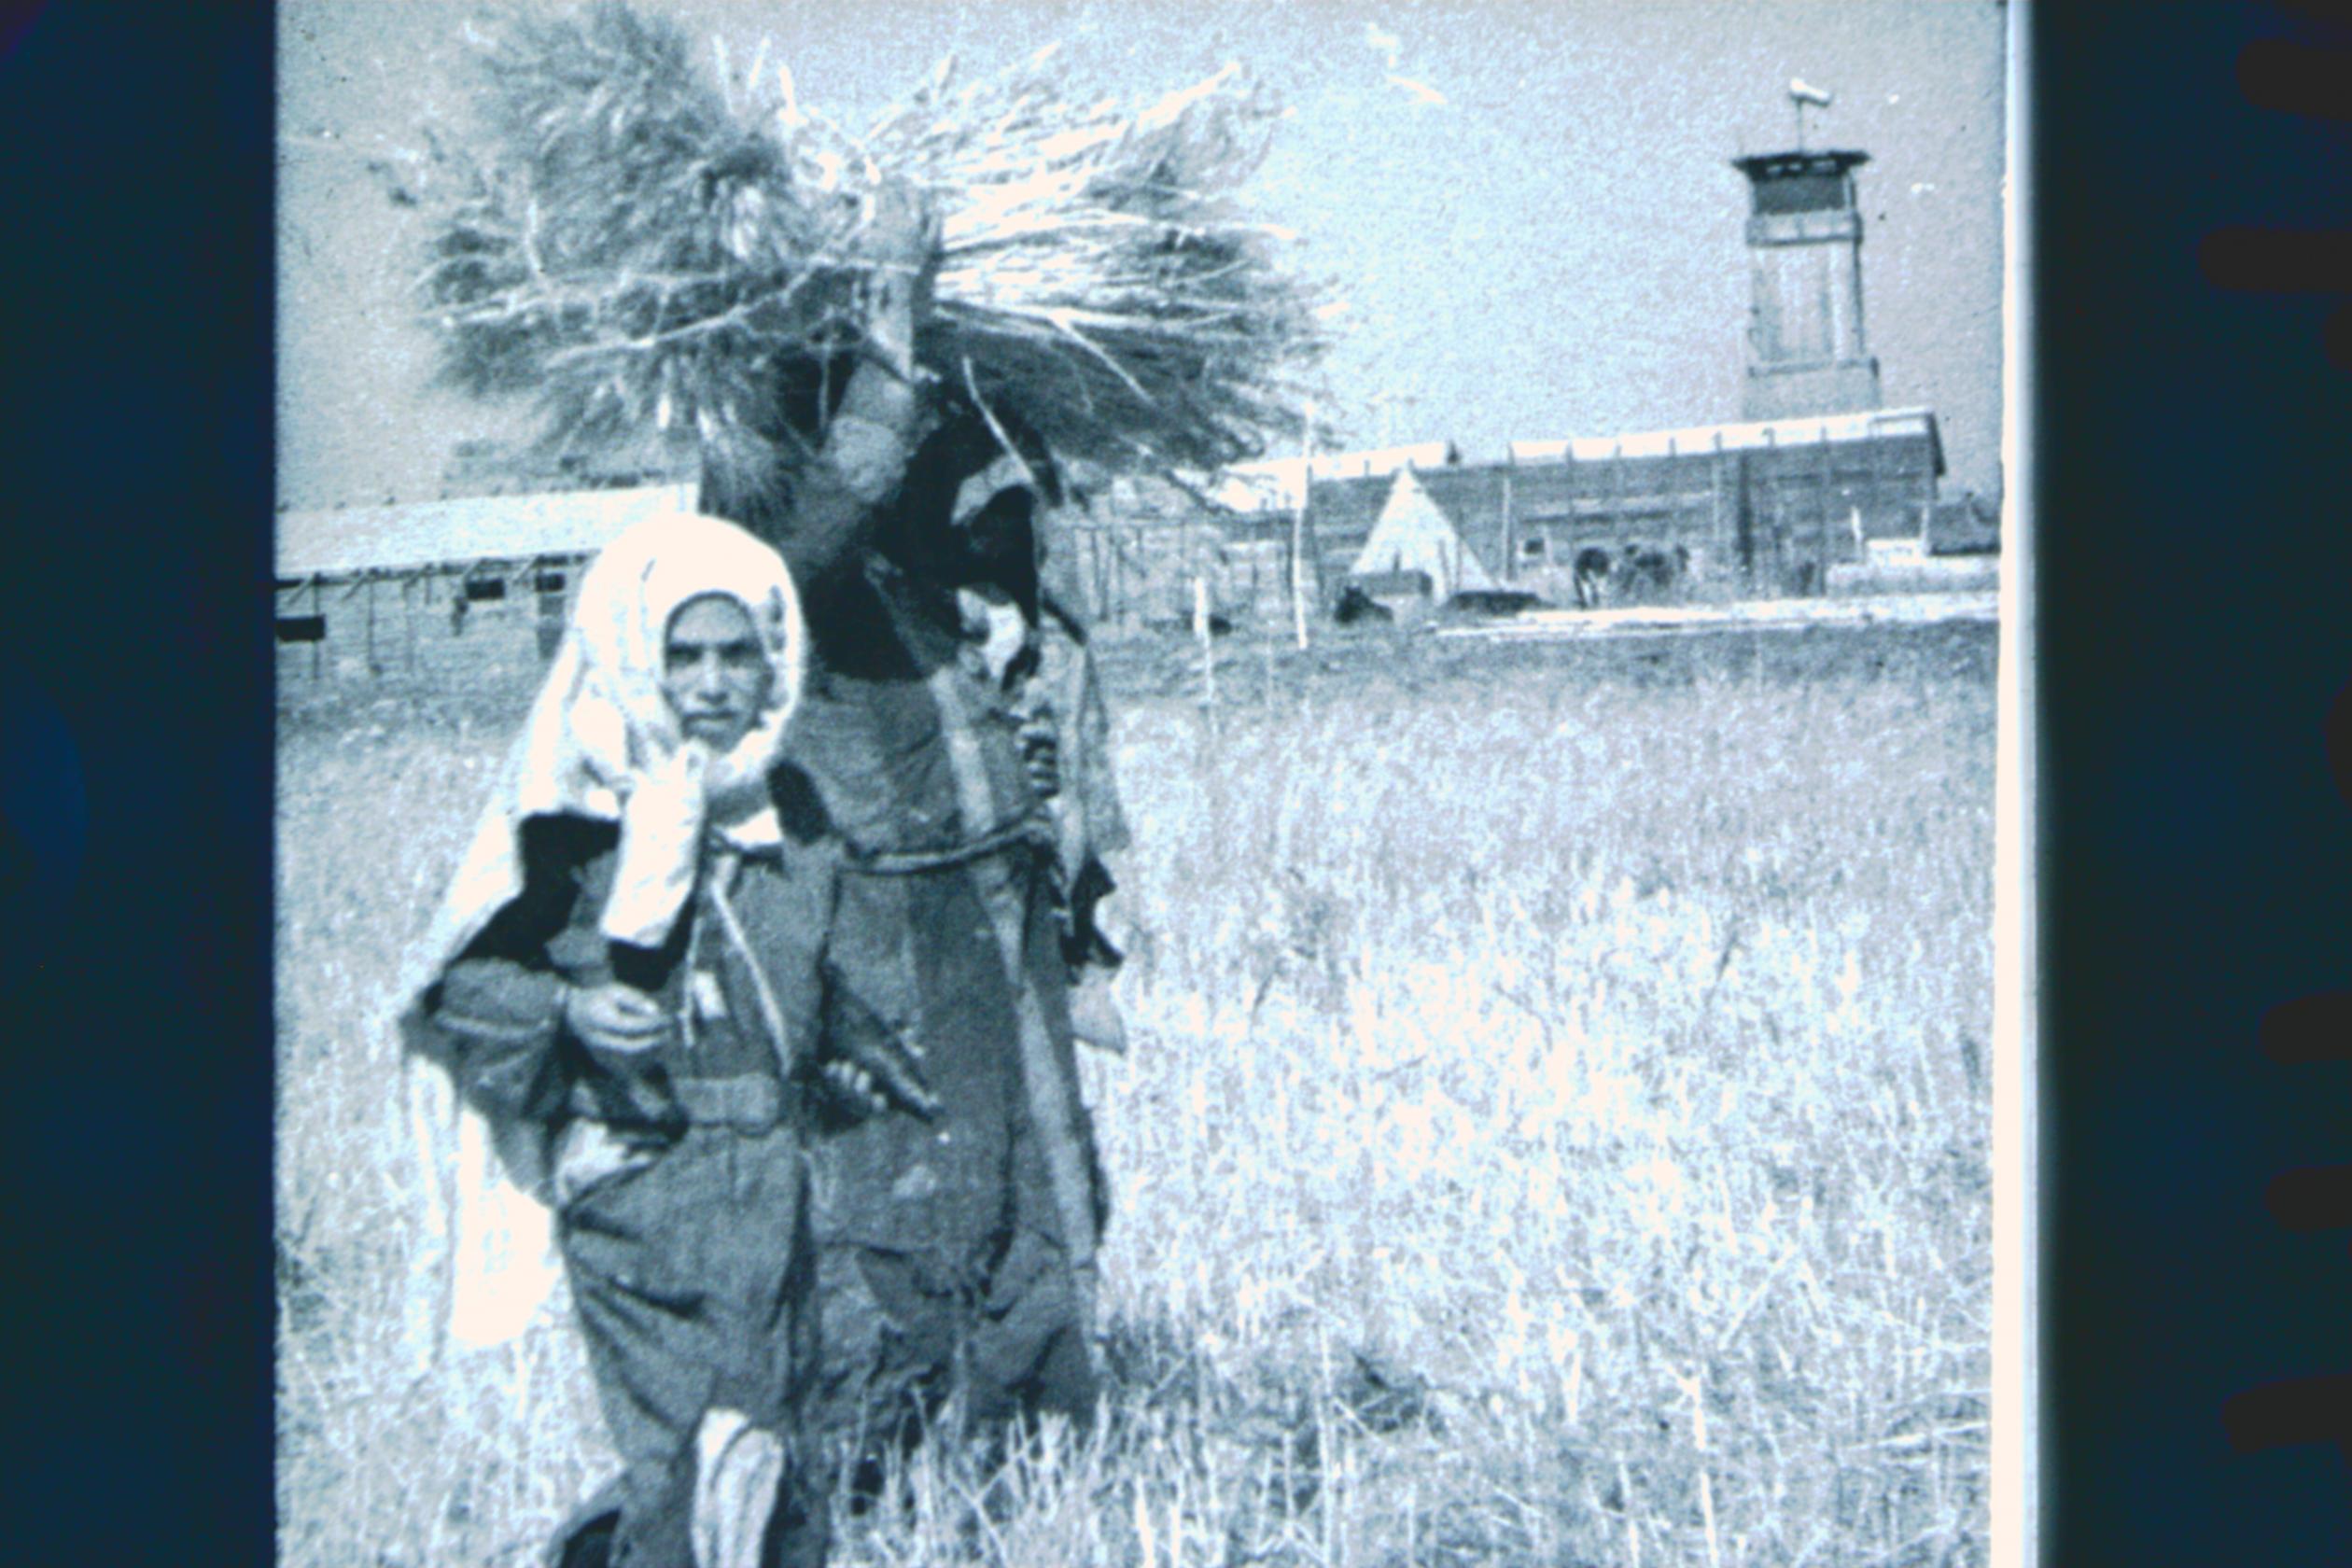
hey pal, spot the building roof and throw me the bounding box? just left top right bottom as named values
left=1506, top=406, right=1943, bottom=477
left=1299, top=469, right=1393, bottom=552
left=1216, top=441, right=1460, bottom=511
left=275, top=483, right=701, bottom=579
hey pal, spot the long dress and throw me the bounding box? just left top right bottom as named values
left=778, top=554, right=1107, bottom=1463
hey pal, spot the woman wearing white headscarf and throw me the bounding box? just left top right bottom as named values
left=404, top=510, right=930, bottom=1568
left=404, top=183, right=952, bottom=1568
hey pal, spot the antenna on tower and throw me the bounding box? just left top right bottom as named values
left=1788, top=78, right=1832, bottom=149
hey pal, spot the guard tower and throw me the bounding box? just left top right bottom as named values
left=1732, top=148, right=1883, bottom=420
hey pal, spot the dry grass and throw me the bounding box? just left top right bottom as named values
left=277, top=624, right=1994, bottom=1567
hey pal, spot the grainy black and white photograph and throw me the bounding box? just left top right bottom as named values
left=274, top=3, right=2015, bottom=1564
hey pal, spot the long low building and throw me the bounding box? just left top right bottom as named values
left=274, top=483, right=697, bottom=685
left=1277, top=406, right=1959, bottom=607
left=274, top=408, right=1993, bottom=689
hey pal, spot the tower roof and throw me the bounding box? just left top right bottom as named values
left=1731, top=149, right=1870, bottom=184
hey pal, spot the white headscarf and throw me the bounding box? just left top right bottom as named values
left=399, top=510, right=805, bottom=1359
left=416, top=510, right=805, bottom=974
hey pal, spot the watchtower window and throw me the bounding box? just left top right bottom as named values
left=534, top=569, right=567, bottom=595
left=1521, top=536, right=1547, bottom=558
left=464, top=575, right=508, bottom=603
left=275, top=615, right=327, bottom=645
left=1752, top=173, right=1848, bottom=216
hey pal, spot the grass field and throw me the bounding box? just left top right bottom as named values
left=276, top=621, right=1995, bottom=1567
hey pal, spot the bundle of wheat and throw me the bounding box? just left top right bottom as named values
left=413, top=1, right=1326, bottom=489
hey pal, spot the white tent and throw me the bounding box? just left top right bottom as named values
left=1348, top=469, right=1495, bottom=601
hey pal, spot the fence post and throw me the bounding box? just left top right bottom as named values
left=1709, top=431, right=1727, bottom=597
left=1817, top=428, right=1834, bottom=595
left=1920, top=437, right=1937, bottom=549
left=1194, top=576, right=1217, bottom=717
left=1502, top=466, right=1517, bottom=584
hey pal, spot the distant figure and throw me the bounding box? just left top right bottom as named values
left=1618, top=543, right=1689, bottom=603
left=1572, top=546, right=1613, bottom=609
left=1334, top=583, right=1394, bottom=625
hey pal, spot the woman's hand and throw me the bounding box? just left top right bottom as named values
left=1018, top=707, right=1061, bottom=800
left=817, top=1033, right=942, bottom=1122
left=563, top=981, right=669, bottom=1055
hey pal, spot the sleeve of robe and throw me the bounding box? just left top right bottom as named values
left=697, top=354, right=934, bottom=590
left=422, top=815, right=622, bottom=1133
left=1029, top=609, right=1128, bottom=972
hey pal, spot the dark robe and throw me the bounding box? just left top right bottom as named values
left=779, top=555, right=1107, bottom=1460
left=416, top=815, right=838, bottom=1568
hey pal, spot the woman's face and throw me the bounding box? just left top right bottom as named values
left=661, top=594, right=772, bottom=749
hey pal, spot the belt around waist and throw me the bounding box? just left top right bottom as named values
left=846, top=817, right=1052, bottom=876
left=568, top=1072, right=785, bottom=1131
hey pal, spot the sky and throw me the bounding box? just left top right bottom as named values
left=277, top=0, right=2008, bottom=511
